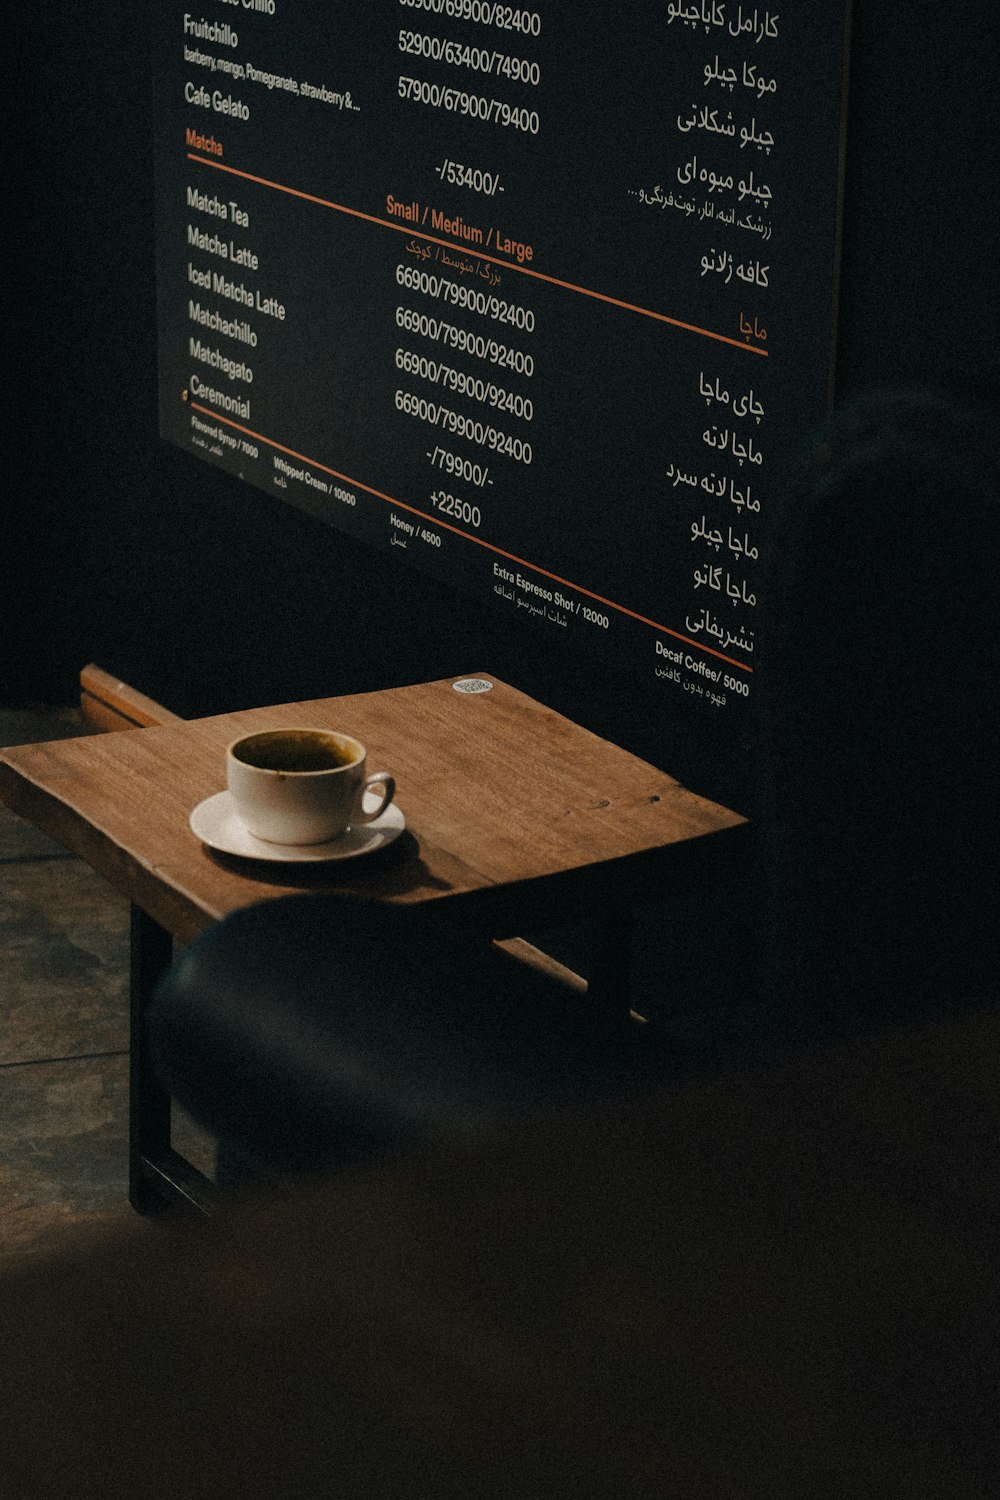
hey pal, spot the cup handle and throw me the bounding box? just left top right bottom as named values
left=353, top=771, right=395, bottom=825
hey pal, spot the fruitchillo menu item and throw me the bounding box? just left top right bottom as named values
left=154, top=2, right=849, bottom=733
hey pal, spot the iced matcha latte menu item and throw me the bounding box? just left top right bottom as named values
left=154, top=2, right=849, bottom=759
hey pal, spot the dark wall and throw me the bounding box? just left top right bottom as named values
left=8, top=3, right=998, bottom=814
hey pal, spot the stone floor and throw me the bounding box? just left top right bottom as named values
left=0, top=707, right=212, bottom=1268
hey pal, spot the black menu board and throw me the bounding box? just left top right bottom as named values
left=154, top=2, right=849, bottom=729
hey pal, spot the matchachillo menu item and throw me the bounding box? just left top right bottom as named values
left=154, top=2, right=849, bottom=753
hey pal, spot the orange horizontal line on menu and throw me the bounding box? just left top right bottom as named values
left=189, top=401, right=754, bottom=673
left=186, top=153, right=769, bottom=357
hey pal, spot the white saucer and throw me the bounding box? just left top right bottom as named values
left=189, top=790, right=405, bottom=863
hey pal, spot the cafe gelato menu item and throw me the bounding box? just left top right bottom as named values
left=153, top=1, right=849, bottom=739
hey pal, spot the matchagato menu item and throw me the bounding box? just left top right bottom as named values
left=154, top=1, right=849, bottom=738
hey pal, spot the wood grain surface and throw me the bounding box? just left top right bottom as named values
left=1, top=677, right=745, bottom=944
left=79, top=663, right=187, bottom=733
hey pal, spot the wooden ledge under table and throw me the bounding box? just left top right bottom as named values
left=0, top=675, right=746, bottom=1215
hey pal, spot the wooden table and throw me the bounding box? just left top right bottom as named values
left=0, top=675, right=746, bottom=1213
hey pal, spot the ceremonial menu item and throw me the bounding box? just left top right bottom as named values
left=153, top=3, right=849, bottom=768
left=226, top=728, right=396, bottom=843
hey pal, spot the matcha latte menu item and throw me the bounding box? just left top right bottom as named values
left=154, top=2, right=849, bottom=785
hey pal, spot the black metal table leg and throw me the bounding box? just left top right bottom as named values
left=129, top=906, right=174, bottom=1213
left=129, top=907, right=218, bottom=1216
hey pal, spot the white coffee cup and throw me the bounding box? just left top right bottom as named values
left=226, top=728, right=395, bottom=845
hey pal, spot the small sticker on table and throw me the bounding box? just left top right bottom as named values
left=452, top=678, right=494, bottom=694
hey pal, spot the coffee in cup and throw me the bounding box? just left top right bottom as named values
left=226, top=728, right=395, bottom=845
